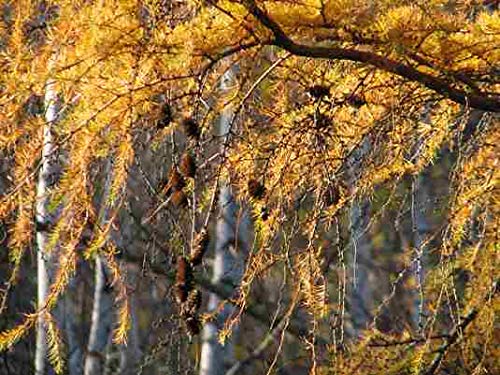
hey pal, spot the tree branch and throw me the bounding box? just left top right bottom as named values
left=242, top=0, right=500, bottom=113
left=420, top=279, right=499, bottom=375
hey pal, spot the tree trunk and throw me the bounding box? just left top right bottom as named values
left=35, top=68, right=59, bottom=375
left=84, top=161, right=115, bottom=375
left=84, top=256, right=113, bottom=375
left=347, top=138, right=373, bottom=335
left=200, top=68, right=251, bottom=375
left=348, top=197, right=372, bottom=333
left=64, top=278, right=84, bottom=375
left=411, top=172, right=431, bottom=331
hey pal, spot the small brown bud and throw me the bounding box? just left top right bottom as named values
left=190, top=229, right=209, bottom=266
left=179, top=152, right=196, bottom=178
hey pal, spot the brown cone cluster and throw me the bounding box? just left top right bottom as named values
left=176, top=228, right=210, bottom=336
left=190, top=229, right=209, bottom=266
left=160, top=151, right=198, bottom=209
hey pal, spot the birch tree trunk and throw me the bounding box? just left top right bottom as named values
left=35, top=70, right=59, bottom=375
left=411, top=172, right=431, bottom=331
left=348, top=197, right=372, bottom=333
left=84, top=255, right=113, bottom=375
left=64, top=278, right=84, bottom=375
left=200, top=68, right=251, bottom=375
left=84, top=162, right=115, bottom=375
left=347, top=138, right=373, bottom=335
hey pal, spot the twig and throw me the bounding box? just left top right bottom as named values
left=225, top=316, right=288, bottom=375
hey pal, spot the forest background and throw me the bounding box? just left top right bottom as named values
left=0, top=0, right=498, bottom=374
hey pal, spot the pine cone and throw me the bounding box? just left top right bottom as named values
left=308, top=85, right=330, bottom=99
left=171, top=190, right=188, bottom=208
left=181, top=117, right=200, bottom=140
left=185, top=316, right=201, bottom=336
left=179, top=152, right=196, bottom=178
left=157, top=102, right=172, bottom=130
left=175, top=256, right=193, bottom=303
left=182, top=289, right=202, bottom=316
left=190, top=229, right=209, bottom=266
left=168, top=167, right=185, bottom=191
left=325, top=185, right=340, bottom=207
left=248, top=179, right=266, bottom=200
left=346, top=94, right=366, bottom=108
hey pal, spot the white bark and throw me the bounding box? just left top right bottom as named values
left=84, top=255, right=113, bottom=375
left=411, top=173, right=431, bottom=331
left=347, top=138, right=373, bottom=334
left=408, top=104, right=433, bottom=331
left=348, top=197, right=372, bottom=332
left=64, top=279, right=84, bottom=375
left=35, top=70, right=59, bottom=375
left=84, top=161, right=116, bottom=375
left=200, top=68, right=251, bottom=375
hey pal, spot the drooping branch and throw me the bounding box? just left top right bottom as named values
left=420, top=279, right=499, bottom=375
left=242, top=0, right=500, bottom=113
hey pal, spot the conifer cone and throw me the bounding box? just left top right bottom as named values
left=346, top=94, right=366, bottom=108
left=175, top=283, right=188, bottom=304
left=181, top=117, right=200, bottom=140
left=157, top=102, right=172, bottom=130
left=185, top=316, right=201, bottom=336
left=175, top=256, right=193, bottom=303
left=260, top=206, right=269, bottom=221
left=308, top=85, right=330, bottom=99
left=190, top=229, right=209, bottom=266
left=187, top=289, right=202, bottom=311
left=315, top=113, right=331, bottom=130
left=248, top=179, right=266, bottom=200
left=171, top=190, right=188, bottom=208
left=168, top=167, right=185, bottom=191
left=325, top=185, right=340, bottom=207
left=179, top=152, right=196, bottom=178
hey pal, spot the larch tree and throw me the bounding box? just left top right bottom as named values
left=0, top=1, right=498, bottom=374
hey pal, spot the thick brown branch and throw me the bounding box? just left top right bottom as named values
left=242, top=0, right=500, bottom=113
